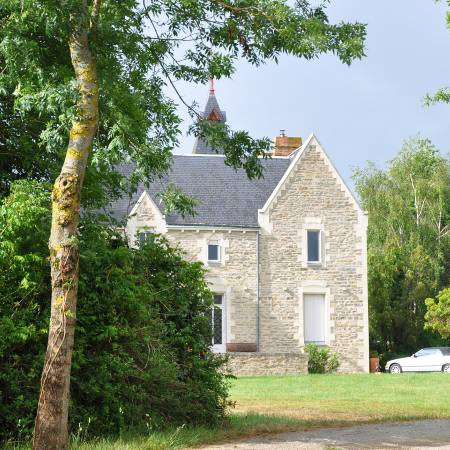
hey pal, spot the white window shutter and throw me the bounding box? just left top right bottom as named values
left=304, top=294, right=326, bottom=344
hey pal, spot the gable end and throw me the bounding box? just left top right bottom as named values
left=258, top=133, right=366, bottom=233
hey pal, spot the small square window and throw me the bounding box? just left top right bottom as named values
left=208, top=243, right=220, bottom=262
left=307, top=230, right=320, bottom=263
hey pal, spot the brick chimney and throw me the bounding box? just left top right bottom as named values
left=273, top=130, right=302, bottom=156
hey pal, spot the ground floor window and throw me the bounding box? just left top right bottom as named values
left=304, top=293, right=326, bottom=344
left=208, top=294, right=225, bottom=352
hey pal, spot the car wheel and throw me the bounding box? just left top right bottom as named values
left=389, top=363, right=402, bottom=374
left=442, top=364, right=450, bottom=373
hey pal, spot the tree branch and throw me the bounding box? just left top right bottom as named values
left=142, top=2, right=202, bottom=120
left=89, top=0, right=102, bottom=40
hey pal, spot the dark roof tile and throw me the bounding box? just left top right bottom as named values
left=108, top=155, right=290, bottom=228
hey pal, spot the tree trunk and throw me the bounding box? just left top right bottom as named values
left=32, top=12, right=98, bottom=450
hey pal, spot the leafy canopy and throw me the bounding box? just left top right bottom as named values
left=0, top=180, right=229, bottom=440
left=425, top=289, right=450, bottom=340
left=353, top=137, right=450, bottom=360
left=0, top=0, right=366, bottom=206
left=424, top=1, right=450, bottom=105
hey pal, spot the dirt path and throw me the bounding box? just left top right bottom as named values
left=203, top=420, right=450, bottom=449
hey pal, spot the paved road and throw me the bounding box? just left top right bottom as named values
left=203, top=420, right=450, bottom=449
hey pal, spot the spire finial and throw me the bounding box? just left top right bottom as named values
left=209, top=79, right=215, bottom=95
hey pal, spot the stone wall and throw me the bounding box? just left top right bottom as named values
left=226, top=352, right=308, bottom=376
left=258, top=139, right=369, bottom=372
left=166, top=229, right=259, bottom=347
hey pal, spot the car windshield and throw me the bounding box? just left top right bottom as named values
left=415, top=349, right=440, bottom=357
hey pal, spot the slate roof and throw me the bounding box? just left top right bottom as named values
left=192, top=92, right=227, bottom=155
left=108, top=155, right=291, bottom=228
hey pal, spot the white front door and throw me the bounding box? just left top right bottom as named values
left=304, top=294, right=326, bottom=345
left=210, top=294, right=226, bottom=353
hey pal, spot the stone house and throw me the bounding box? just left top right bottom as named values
left=111, top=87, right=369, bottom=375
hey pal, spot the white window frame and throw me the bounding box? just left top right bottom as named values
left=303, top=293, right=326, bottom=345
left=299, top=284, right=333, bottom=347
left=307, top=229, right=322, bottom=264
left=207, top=242, right=221, bottom=263
left=211, top=293, right=226, bottom=353
left=301, top=218, right=325, bottom=268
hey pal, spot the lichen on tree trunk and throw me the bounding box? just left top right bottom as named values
left=32, top=8, right=99, bottom=450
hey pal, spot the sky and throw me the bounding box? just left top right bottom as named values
left=170, top=0, right=450, bottom=188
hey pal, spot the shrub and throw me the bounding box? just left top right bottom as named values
left=0, top=181, right=230, bottom=442
left=425, top=289, right=450, bottom=339
left=305, top=344, right=340, bottom=374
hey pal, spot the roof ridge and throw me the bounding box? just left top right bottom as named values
left=173, top=153, right=291, bottom=160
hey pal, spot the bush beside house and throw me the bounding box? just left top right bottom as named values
left=305, top=344, right=340, bottom=374
left=0, top=181, right=230, bottom=441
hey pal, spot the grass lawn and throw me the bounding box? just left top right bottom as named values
left=6, top=373, right=450, bottom=449
left=230, top=373, right=450, bottom=425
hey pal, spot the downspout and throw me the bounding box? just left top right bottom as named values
left=257, top=230, right=260, bottom=352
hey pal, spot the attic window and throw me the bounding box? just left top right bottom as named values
left=208, top=243, right=220, bottom=262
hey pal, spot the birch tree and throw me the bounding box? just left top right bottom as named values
left=354, top=137, right=450, bottom=360
left=1, top=1, right=366, bottom=448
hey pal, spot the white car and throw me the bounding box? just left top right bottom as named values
left=386, top=347, right=450, bottom=373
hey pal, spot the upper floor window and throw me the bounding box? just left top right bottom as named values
left=138, top=231, right=153, bottom=247
left=208, top=243, right=220, bottom=262
left=307, top=230, right=321, bottom=263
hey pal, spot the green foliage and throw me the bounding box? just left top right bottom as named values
left=424, top=87, right=450, bottom=105
left=353, top=137, right=450, bottom=359
left=0, top=0, right=367, bottom=441
left=305, top=344, right=339, bottom=374
left=425, top=289, right=450, bottom=340
left=159, top=183, right=200, bottom=218
left=0, top=93, right=61, bottom=198
left=424, top=2, right=450, bottom=106
left=0, top=0, right=366, bottom=205
left=0, top=181, right=230, bottom=441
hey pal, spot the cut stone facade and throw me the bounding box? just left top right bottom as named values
left=166, top=229, right=259, bottom=348
left=226, top=353, right=308, bottom=376
left=120, top=134, right=369, bottom=374
left=257, top=139, right=368, bottom=372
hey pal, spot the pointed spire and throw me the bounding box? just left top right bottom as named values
left=192, top=81, right=227, bottom=154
